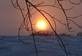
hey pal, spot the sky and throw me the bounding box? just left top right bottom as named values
left=0, top=0, right=82, bottom=35
left=0, top=0, right=20, bottom=35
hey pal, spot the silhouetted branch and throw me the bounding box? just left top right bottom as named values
left=64, top=6, right=74, bottom=11
left=11, top=0, right=82, bottom=56
left=11, top=0, right=18, bottom=9
left=57, top=0, right=71, bottom=32
left=25, top=0, right=39, bottom=56
left=36, top=4, right=61, bottom=9
left=68, top=0, right=82, bottom=5
left=68, top=19, right=82, bottom=29
left=68, top=14, right=82, bottom=19
left=26, top=0, right=69, bottom=56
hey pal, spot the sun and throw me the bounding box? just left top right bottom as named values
left=35, top=19, right=48, bottom=31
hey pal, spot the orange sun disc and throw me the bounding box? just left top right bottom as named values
left=36, top=19, right=48, bottom=31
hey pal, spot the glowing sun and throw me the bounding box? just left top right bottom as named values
left=35, top=19, right=48, bottom=31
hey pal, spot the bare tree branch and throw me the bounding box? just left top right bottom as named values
left=11, top=0, right=82, bottom=56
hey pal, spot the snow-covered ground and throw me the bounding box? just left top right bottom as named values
left=0, top=36, right=82, bottom=56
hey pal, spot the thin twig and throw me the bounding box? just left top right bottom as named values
left=68, top=0, right=82, bottom=5
left=26, top=0, right=69, bottom=56
left=25, top=0, right=38, bottom=56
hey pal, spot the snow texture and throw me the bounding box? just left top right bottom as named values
left=0, top=36, right=82, bottom=56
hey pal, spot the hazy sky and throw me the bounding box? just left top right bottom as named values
left=0, top=0, right=82, bottom=35
left=0, top=0, right=20, bottom=35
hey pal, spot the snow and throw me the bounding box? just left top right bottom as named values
left=0, top=36, right=82, bottom=56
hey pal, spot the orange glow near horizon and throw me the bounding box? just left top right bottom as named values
left=33, top=17, right=49, bottom=31
left=36, top=20, right=47, bottom=31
